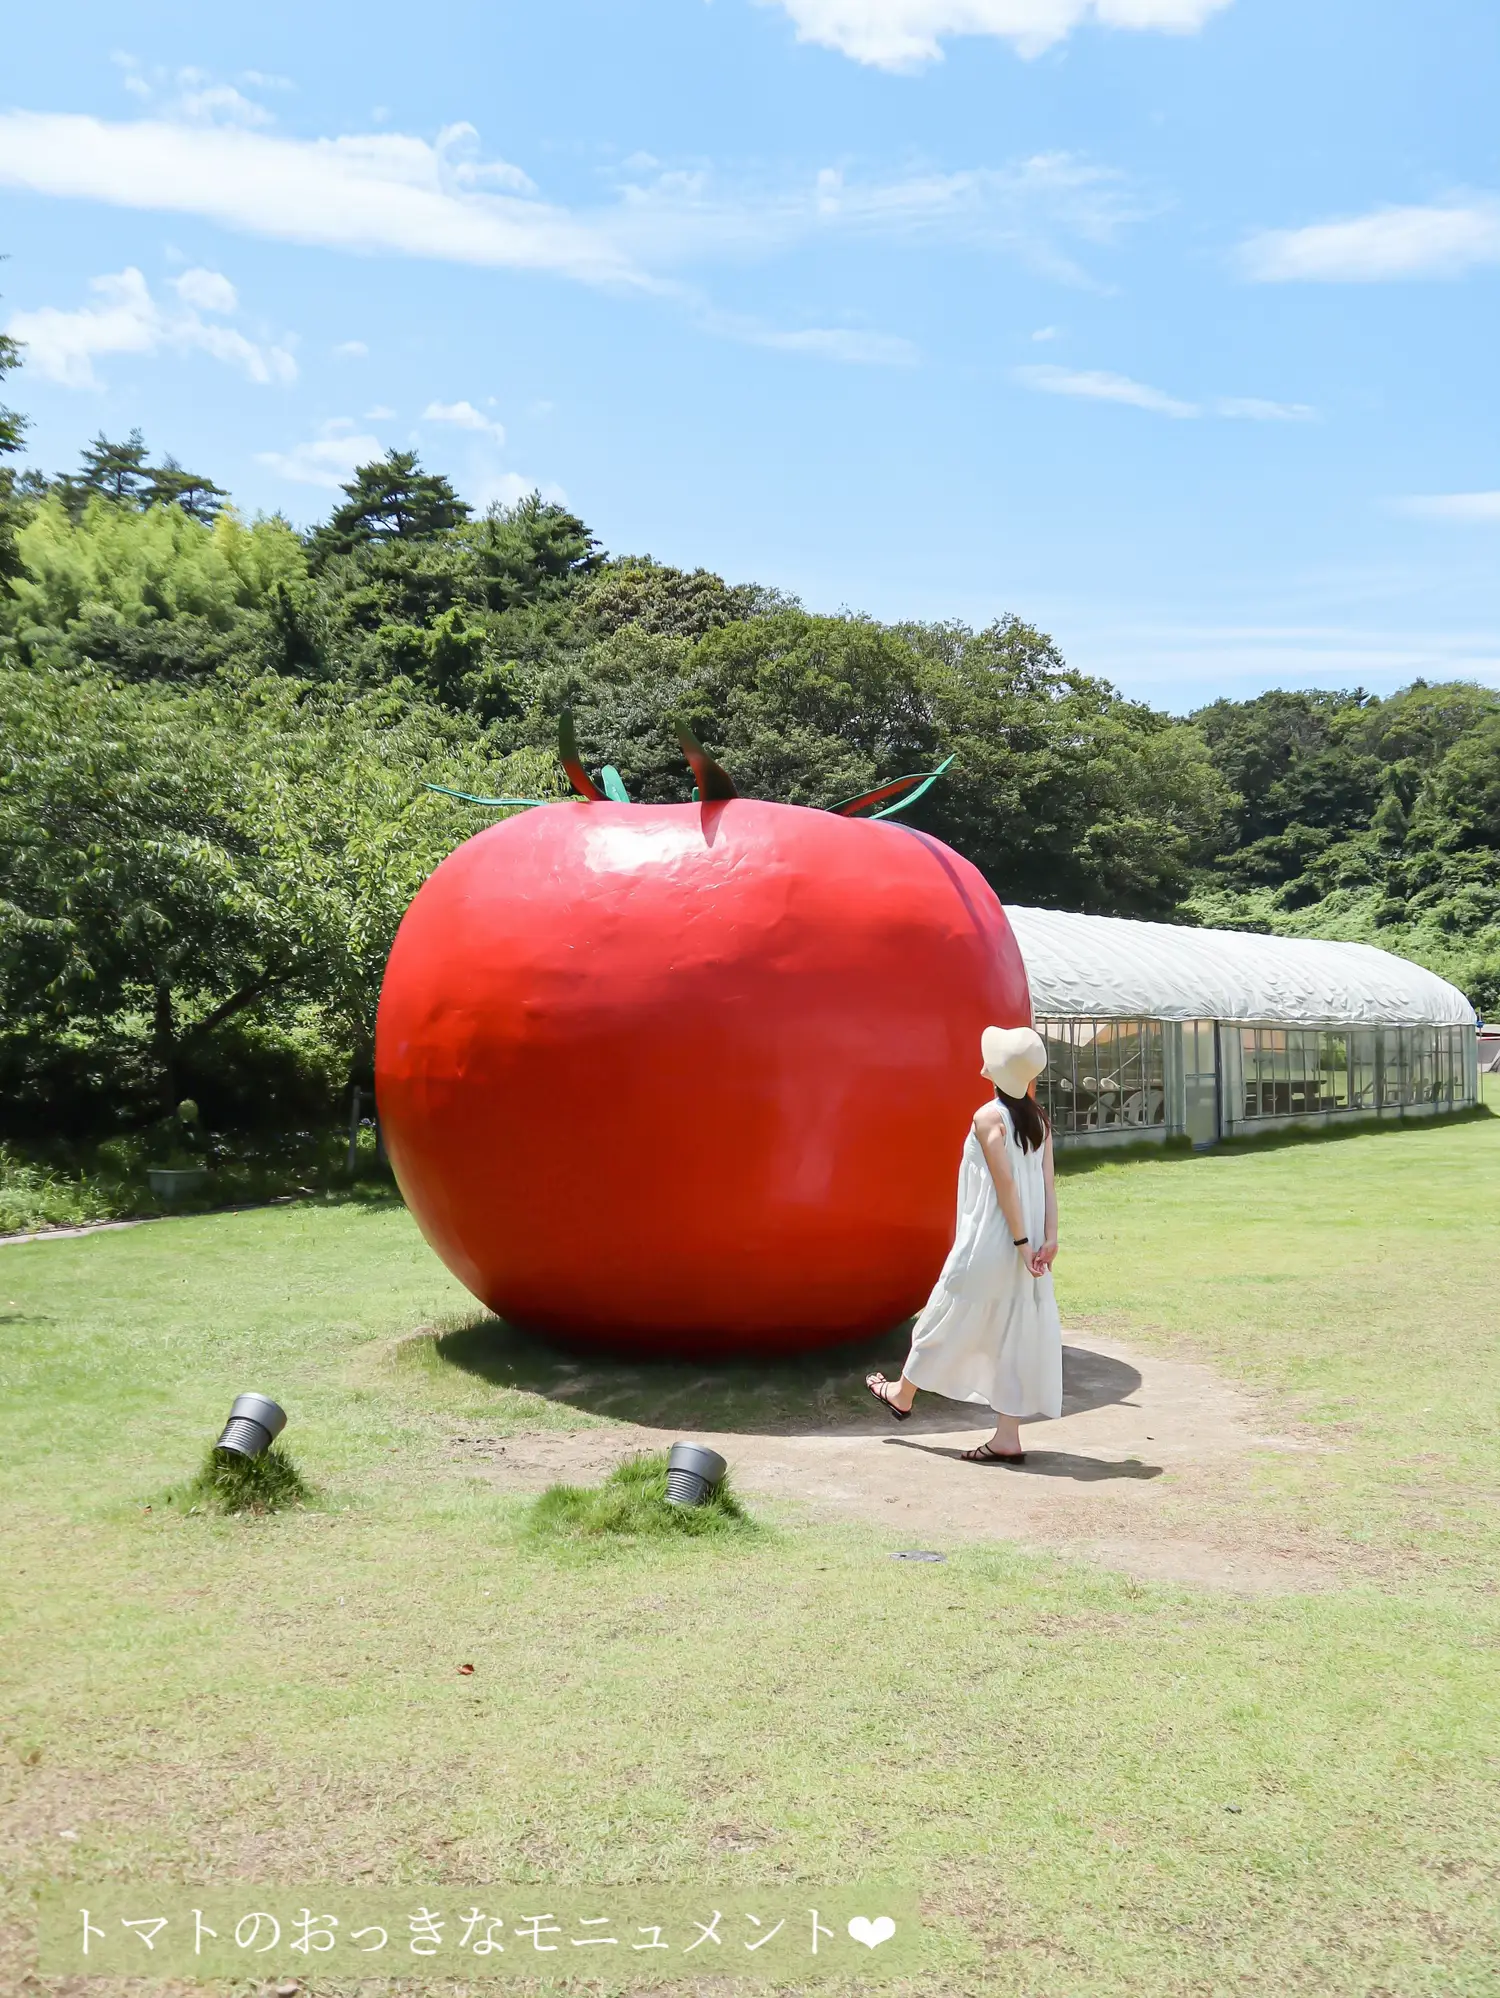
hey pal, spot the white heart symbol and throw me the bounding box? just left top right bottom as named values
left=847, top=1916, right=896, bottom=1949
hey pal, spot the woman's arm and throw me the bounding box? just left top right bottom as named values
left=974, top=1113, right=1043, bottom=1273
left=1036, top=1132, right=1059, bottom=1271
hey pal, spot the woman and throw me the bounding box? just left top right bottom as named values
left=866, top=1025, right=1061, bottom=1463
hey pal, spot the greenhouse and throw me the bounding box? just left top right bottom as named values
left=1002, top=905, right=1480, bottom=1150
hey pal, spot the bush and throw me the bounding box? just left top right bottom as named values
left=0, top=1142, right=118, bottom=1234
left=0, top=1125, right=394, bottom=1235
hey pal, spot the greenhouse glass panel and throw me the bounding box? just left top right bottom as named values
left=1319, top=1031, right=1351, bottom=1110
left=1234, top=1020, right=1440, bottom=1122
left=1351, top=1030, right=1378, bottom=1108
left=1436, top=1029, right=1457, bottom=1104
left=1241, top=1027, right=1267, bottom=1120
left=1380, top=1031, right=1400, bottom=1107
left=1409, top=1029, right=1437, bottom=1104
left=1033, top=1018, right=1164, bottom=1134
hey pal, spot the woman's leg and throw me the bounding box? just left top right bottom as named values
left=985, top=1411, right=1023, bottom=1453
left=961, top=1408, right=1025, bottom=1461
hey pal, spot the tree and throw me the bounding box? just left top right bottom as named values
left=297, top=491, right=601, bottom=713
left=0, top=322, right=30, bottom=582
left=1192, top=688, right=1383, bottom=888
left=577, top=555, right=762, bottom=640
left=47, top=431, right=229, bottom=523
left=462, top=493, right=600, bottom=609
left=0, top=668, right=301, bottom=1115
left=913, top=618, right=1225, bottom=916
left=58, top=429, right=153, bottom=512
left=0, top=663, right=546, bottom=1127
left=143, top=454, right=229, bottom=523
left=1187, top=679, right=1500, bottom=1011
left=551, top=609, right=1226, bottom=918
left=0, top=327, right=24, bottom=459
left=310, top=449, right=471, bottom=562
left=2, top=496, right=307, bottom=664
left=1409, top=711, right=1500, bottom=855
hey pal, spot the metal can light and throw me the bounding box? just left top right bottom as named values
left=665, top=1441, right=727, bottom=1507
left=216, top=1394, right=287, bottom=1460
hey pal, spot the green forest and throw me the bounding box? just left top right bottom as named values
left=2, top=332, right=1496, bottom=1149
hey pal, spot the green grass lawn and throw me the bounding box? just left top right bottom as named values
left=3, top=1098, right=1499, bottom=1995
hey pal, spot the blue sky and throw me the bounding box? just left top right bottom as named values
left=3, top=0, right=1498, bottom=710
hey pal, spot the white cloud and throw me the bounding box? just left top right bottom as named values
left=1015, top=365, right=1317, bottom=422
left=764, top=0, right=1231, bottom=69
left=0, top=112, right=647, bottom=290
left=472, top=469, right=567, bottom=511
left=1393, top=491, right=1500, bottom=523
left=723, top=318, right=918, bottom=363
left=611, top=152, right=1141, bottom=281
left=767, top=327, right=916, bottom=363
left=423, top=397, right=507, bottom=442
left=436, top=122, right=537, bottom=194
left=178, top=83, right=273, bottom=128
left=334, top=339, right=369, bottom=358
left=172, top=265, right=238, bottom=313
left=364, top=404, right=397, bottom=419
left=1241, top=200, right=1500, bottom=282
left=1031, top=323, right=1061, bottom=341
left=1214, top=396, right=1316, bottom=422
left=111, top=52, right=152, bottom=99
left=0, top=112, right=1139, bottom=301
left=255, top=418, right=383, bottom=489
left=1015, top=363, right=1198, bottom=417
left=110, top=56, right=277, bottom=128
left=5, top=266, right=296, bottom=390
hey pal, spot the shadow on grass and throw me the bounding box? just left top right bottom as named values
left=429, top=1318, right=1141, bottom=1438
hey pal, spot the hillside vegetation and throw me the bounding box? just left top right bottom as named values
left=1, top=342, right=1496, bottom=1141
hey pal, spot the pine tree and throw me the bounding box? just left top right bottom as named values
left=144, top=455, right=229, bottom=523
left=57, top=429, right=153, bottom=515
left=81, top=429, right=153, bottom=501
left=311, top=449, right=471, bottom=562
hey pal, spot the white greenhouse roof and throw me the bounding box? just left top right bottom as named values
left=1003, top=904, right=1476, bottom=1030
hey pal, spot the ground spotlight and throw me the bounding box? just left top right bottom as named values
left=665, top=1441, right=727, bottom=1507
left=215, top=1394, right=287, bottom=1460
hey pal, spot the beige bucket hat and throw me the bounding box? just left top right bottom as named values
left=980, top=1024, right=1047, bottom=1096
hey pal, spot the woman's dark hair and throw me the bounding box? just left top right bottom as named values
left=996, top=1086, right=1049, bottom=1155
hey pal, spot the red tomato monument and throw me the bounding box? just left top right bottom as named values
left=375, top=727, right=1030, bottom=1357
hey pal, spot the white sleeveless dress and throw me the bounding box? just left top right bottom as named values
left=902, top=1105, right=1063, bottom=1419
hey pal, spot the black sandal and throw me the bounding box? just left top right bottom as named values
left=962, top=1442, right=1025, bottom=1464
left=865, top=1374, right=912, bottom=1422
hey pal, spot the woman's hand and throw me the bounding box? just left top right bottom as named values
left=1017, top=1238, right=1046, bottom=1277
left=1034, top=1237, right=1059, bottom=1274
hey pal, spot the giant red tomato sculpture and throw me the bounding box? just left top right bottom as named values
left=376, top=797, right=1028, bottom=1356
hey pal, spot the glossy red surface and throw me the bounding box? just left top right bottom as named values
left=376, top=799, right=1030, bottom=1356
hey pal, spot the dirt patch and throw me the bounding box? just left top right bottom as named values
left=448, top=1335, right=1339, bottom=1594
